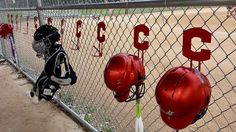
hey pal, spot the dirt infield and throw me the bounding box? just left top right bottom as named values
left=0, top=63, right=86, bottom=132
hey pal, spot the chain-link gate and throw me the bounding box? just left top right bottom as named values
left=0, top=0, right=236, bottom=131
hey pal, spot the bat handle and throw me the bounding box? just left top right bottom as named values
left=135, top=117, right=144, bottom=132
left=135, top=85, right=144, bottom=132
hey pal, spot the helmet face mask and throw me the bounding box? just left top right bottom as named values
left=32, top=39, right=49, bottom=57
left=112, top=78, right=145, bottom=102
left=32, top=24, right=60, bottom=57
left=192, top=108, right=207, bottom=124
left=104, top=53, right=145, bottom=102
left=125, top=83, right=145, bottom=102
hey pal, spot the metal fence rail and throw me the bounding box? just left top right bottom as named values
left=0, top=0, right=236, bottom=131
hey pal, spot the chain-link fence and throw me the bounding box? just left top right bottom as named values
left=0, top=0, right=129, bottom=8
left=0, top=0, right=236, bottom=131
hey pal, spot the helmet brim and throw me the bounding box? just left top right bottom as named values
left=160, top=107, right=198, bottom=130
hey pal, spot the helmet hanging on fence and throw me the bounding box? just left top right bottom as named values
left=155, top=66, right=211, bottom=129
left=0, top=23, right=13, bottom=38
left=32, top=24, right=60, bottom=57
left=104, top=53, right=145, bottom=102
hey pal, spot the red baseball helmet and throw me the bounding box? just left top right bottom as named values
left=155, top=66, right=211, bottom=129
left=0, top=23, right=13, bottom=38
left=104, top=53, right=145, bottom=102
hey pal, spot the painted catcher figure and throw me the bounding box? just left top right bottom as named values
left=30, top=24, right=77, bottom=101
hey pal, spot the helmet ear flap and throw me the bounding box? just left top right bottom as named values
left=129, top=54, right=145, bottom=84
left=192, top=108, right=207, bottom=124
left=192, top=73, right=211, bottom=124
left=137, top=71, right=142, bottom=81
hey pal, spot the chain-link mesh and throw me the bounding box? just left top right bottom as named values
left=0, top=0, right=37, bottom=8
left=0, top=1, right=236, bottom=131
left=0, top=0, right=128, bottom=8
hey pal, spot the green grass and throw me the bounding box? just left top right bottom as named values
left=77, top=6, right=193, bottom=17
left=59, top=90, right=74, bottom=104
left=102, top=127, right=113, bottom=132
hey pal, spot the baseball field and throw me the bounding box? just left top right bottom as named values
left=1, top=6, right=236, bottom=131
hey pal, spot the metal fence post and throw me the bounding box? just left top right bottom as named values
left=0, top=39, right=6, bottom=58
left=36, top=0, right=44, bottom=26
left=4, top=0, right=8, bottom=8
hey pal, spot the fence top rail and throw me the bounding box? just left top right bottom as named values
left=0, top=7, right=36, bottom=12
left=0, top=0, right=236, bottom=11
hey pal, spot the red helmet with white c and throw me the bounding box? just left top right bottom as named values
left=155, top=66, right=211, bottom=129
left=0, top=23, right=13, bottom=38
left=104, top=53, right=145, bottom=102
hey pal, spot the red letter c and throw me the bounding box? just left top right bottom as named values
left=183, top=28, right=211, bottom=61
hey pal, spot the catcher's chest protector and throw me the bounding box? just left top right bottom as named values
left=32, top=45, right=77, bottom=101
left=44, top=46, right=77, bottom=85
left=35, top=74, right=60, bottom=101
